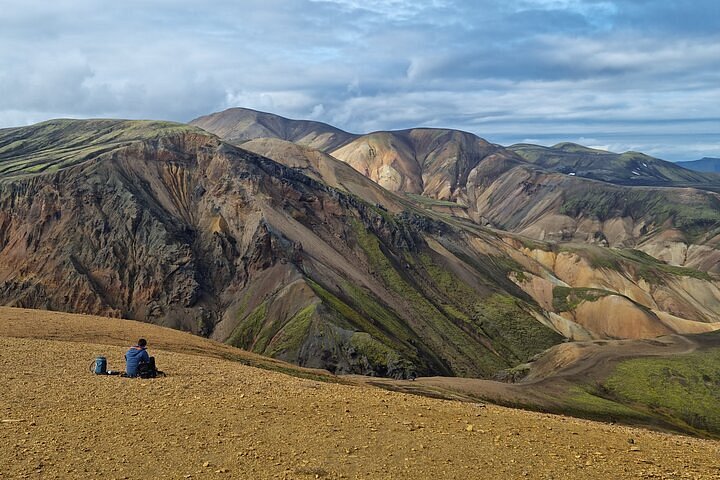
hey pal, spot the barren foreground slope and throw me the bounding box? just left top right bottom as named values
left=1, top=308, right=719, bottom=479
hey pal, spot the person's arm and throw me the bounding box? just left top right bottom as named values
left=141, top=350, right=150, bottom=363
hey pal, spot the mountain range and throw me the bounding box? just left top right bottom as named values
left=192, top=108, right=720, bottom=270
left=1, top=109, right=719, bottom=383
left=676, top=157, right=720, bottom=173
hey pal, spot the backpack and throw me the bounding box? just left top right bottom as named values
left=136, top=357, right=165, bottom=378
left=137, top=361, right=156, bottom=379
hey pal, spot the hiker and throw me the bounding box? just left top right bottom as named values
left=124, top=338, right=157, bottom=378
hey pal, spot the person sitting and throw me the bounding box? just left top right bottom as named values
left=125, top=338, right=151, bottom=377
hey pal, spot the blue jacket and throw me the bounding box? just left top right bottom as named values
left=125, top=346, right=150, bottom=377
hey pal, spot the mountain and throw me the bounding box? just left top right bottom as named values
left=191, top=108, right=720, bottom=191
left=0, top=119, right=570, bottom=378
left=508, top=142, right=718, bottom=187
left=191, top=110, right=524, bottom=200
left=188, top=108, right=720, bottom=336
left=190, top=107, right=356, bottom=151
left=457, top=161, right=720, bottom=270
left=677, top=157, right=720, bottom=173
left=329, top=128, right=517, bottom=197
left=192, top=108, right=720, bottom=261
left=243, top=138, right=720, bottom=337
left=2, top=117, right=719, bottom=381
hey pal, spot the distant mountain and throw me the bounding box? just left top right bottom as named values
left=508, top=142, right=717, bottom=187
left=676, top=157, right=720, bottom=173
left=330, top=128, right=517, bottom=197
left=192, top=109, right=720, bottom=191
left=191, top=109, right=524, bottom=198
left=192, top=108, right=720, bottom=259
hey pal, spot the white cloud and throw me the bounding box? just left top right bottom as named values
left=0, top=0, right=718, bottom=159
left=586, top=145, right=611, bottom=152
left=309, top=103, right=325, bottom=119
left=309, top=0, right=450, bottom=20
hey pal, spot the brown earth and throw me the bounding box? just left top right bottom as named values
left=1, top=307, right=720, bottom=479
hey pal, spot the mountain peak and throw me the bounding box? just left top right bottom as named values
left=190, top=107, right=355, bottom=151
left=551, top=142, right=607, bottom=153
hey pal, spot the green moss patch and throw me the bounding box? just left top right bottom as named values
left=552, top=286, right=613, bottom=312
left=404, top=193, right=466, bottom=208
left=562, top=245, right=713, bottom=285
left=614, top=249, right=712, bottom=282
left=349, top=332, right=400, bottom=367
left=603, top=349, right=720, bottom=435
left=265, top=303, right=317, bottom=357
left=473, top=294, right=564, bottom=363
left=226, top=301, right=268, bottom=350
left=566, top=387, right=651, bottom=421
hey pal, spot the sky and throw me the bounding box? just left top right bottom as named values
left=0, top=0, right=718, bottom=161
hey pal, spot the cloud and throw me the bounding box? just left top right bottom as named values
left=309, top=0, right=450, bottom=19
left=0, top=0, right=718, bottom=160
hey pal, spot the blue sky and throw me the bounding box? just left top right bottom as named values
left=1, top=0, right=718, bottom=160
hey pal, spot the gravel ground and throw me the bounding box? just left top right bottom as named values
left=1, top=309, right=719, bottom=479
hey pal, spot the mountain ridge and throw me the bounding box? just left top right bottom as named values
left=192, top=108, right=720, bottom=257
left=677, top=157, right=720, bottom=173
left=191, top=108, right=718, bottom=189
left=2, top=116, right=719, bottom=381
left=190, top=107, right=357, bottom=151
left=0, top=119, right=566, bottom=378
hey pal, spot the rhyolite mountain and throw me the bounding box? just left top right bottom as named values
left=190, top=107, right=356, bottom=152
left=508, top=143, right=718, bottom=187
left=0, top=119, right=566, bottom=378
left=2, top=117, right=720, bottom=379
left=192, top=108, right=720, bottom=273
left=244, top=138, right=720, bottom=336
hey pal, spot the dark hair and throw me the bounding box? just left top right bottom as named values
left=138, top=338, right=147, bottom=347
